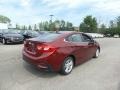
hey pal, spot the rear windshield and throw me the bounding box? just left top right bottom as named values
left=37, top=34, right=61, bottom=42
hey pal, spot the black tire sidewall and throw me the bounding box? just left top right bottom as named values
left=2, top=38, right=6, bottom=44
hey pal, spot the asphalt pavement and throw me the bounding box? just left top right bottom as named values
left=0, top=38, right=120, bottom=90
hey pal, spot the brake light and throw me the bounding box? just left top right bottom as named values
left=37, top=45, right=56, bottom=52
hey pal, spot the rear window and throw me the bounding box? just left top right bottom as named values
left=37, top=34, right=61, bottom=42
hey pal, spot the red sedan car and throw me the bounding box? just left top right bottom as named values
left=23, top=32, right=100, bottom=75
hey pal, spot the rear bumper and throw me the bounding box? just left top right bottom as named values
left=23, top=51, right=53, bottom=72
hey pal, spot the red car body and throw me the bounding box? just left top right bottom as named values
left=23, top=32, right=100, bottom=72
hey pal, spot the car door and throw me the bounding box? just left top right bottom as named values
left=66, top=33, right=89, bottom=64
left=81, top=33, right=96, bottom=59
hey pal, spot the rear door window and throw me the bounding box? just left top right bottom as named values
left=67, top=34, right=82, bottom=42
left=82, top=34, right=92, bottom=42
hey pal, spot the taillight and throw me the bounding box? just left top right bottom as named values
left=37, top=44, right=56, bottom=53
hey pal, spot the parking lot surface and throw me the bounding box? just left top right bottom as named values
left=0, top=38, right=120, bottom=90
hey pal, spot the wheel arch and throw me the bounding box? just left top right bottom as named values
left=98, top=46, right=100, bottom=52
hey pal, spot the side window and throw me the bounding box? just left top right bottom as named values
left=67, top=34, right=82, bottom=42
left=82, top=34, right=92, bottom=42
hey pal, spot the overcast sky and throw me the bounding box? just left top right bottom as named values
left=0, top=0, right=120, bottom=26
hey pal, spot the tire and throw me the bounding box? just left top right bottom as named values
left=2, top=38, right=6, bottom=45
left=60, top=57, right=74, bottom=75
left=93, top=48, right=100, bottom=58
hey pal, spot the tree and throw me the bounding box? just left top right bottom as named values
left=22, top=25, right=27, bottom=30
left=116, top=16, right=120, bottom=27
left=38, top=22, right=44, bottom=31
left=44, top=21, right=49, bottom=31
left=79, top=15, right=98, bottom=33
left=99, top=24, right=108, bottom=35
left=66, top=22, right=73, bottom=31
left=116, top=16, right=120, bottom=36
left=60, top=20, right=65, bottom=30
left=16, top=24, right=20, bottom=29
left=0, top=15, right=11, bottom=23
left=54, top=20, right=60, bottom=31
left=37, top=20, right=73, bottom=31
left=34, top=24, right=37, bottom=30
left=109, top=20, right=116, bottom=36
left=49, top=22, right=55, bottom=31
left=28, top=25, right=32, bottom=30
left=53, top=20, right=73, bottom=31
left=109, top=20, right=115, bottom=28
left=79, top=23, right=87, bottom=32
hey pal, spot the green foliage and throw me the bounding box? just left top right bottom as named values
left=66, top=22, right=73, bottom=31
left=21, top=25, right=27, bottom=30
left=28, top=25, right=32, bottom=30
left=38, top=22, right=44, bottom=31
left=34, top=24, right=37, bottom=30
left=116, top=16, right=120, bottom=27
left=16, top=24, right=20, bottom=30
left=0, top=15, right=11, bottom=23
left=37, top=20, right=73, bottom=31
left=44, top=21, right=50, bottom=31
left=99, top=16, right=120, bottom=37
left=79, top=15, right=98, bottom=33
left=99, top=24, right=106, bottom=34
left=80, top=23, right=88, bottom=32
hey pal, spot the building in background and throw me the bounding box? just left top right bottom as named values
left=0, top=23, right=8, bottom=29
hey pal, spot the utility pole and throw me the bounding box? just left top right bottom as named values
left=49, top=15, right=54, bottom=23
left=49, top=15, right=54, bottom=31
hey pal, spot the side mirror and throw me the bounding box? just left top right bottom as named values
left=88, top=40, right=94, bottom=45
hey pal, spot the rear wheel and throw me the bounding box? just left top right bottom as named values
left=94, top=48, right=100, bottom=58
left=60, top=57, right=74, bottom=75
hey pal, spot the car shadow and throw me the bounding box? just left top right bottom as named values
left=0, top=42, right=23, bottom=45
left=5, top=43, right=23, bottom=45
left=23, top=62, right=59, bottom=78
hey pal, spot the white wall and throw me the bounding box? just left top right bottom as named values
left=0, top=23, right=8, bottom=29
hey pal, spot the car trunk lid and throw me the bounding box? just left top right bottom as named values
left=24, top=39, right=45, bottom=56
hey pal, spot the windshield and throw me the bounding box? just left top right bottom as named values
left=31, top=31, right=39, bottom=36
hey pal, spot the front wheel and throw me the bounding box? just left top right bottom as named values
left=2, top=38, right=6, bottom=45
left=93, top=48, right=100, bottom=58
left=60, top=57, right=74, bottom=75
